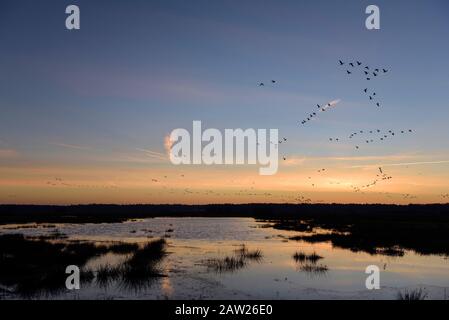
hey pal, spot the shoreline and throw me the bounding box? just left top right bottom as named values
left=1, top=203, right=449, bottom=225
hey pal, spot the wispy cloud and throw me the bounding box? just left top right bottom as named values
left=349, top=160, right=449, bottom=169
left=281, top=156, right=307, bottom=166
left=330, top=154, right=416, bottom=162
left=136, top=148, right=168, bottom=161
left=284, top=154, right=416, bottom=165
left=50, top=142, right=92, bottom=150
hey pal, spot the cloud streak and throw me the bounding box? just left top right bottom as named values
left=348, top=160, right=449, bottom=169
left=136, top=148, right=168, bottom=161
left=50, top=143, right=92, bottom=150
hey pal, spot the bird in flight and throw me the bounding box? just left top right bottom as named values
left=339, top=60, right=344, bottom=65
left=347, top=70, right=352, bottom=75
left=259, top=83, right=264, bottom=86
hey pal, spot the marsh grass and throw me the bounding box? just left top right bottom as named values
left=205, top=244, right=263, bottom=273
left=95, top=264, right=122, bottom=287
left=81, top=268, right=95, bottom=284
left=106, top=242, right=139, bottom=254
left=0, top=234, right=107, bottom=297
left=119, top=263, right=163, bottom=291
left=292, top=250, right=328, bottom=277
left=86, top=239, right=167, bottom=291
left=204, top=256, right=247, bottom=273
left=0, top=234, right=167, bottom=297
left=299, top=263, right=329, bottom=276
left=293, top=251, right=323, bottom=264
left=397, top=288, right=428, bottom=300
left=234, top=244, right=263, bottom=261
left=116, top=239, right=167, bottom=291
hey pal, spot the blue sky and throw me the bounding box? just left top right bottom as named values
left=1, top=0, right=449, bottom=204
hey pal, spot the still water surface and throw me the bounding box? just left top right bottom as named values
left=1, top=217, right=448, bottom=299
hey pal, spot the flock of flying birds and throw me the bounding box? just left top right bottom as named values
left=46, top=177, right=119, bottom=189
left=269, top=59, right=402, bottom=154
left=44, top=60, right=445, bottom=204
left=339, top=59, right=388, bottom=108
left=300, top=99, right=341, bottom=125
left=339, top=59, right=389, bottom=79
left=253, top=59, right=435, bottom=202
left=329, top=128, right=414, bottom=150
left=350, top=167, right=393, bottom=193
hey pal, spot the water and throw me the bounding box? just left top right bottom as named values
left=1, top=217, right=448, bottom=299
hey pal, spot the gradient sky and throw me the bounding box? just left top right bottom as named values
left=1, top=0, right=449, bottom=204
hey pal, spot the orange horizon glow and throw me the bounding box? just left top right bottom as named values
left=1, top=151, right=449, bottom=205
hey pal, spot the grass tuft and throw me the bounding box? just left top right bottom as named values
left=397, top=288, right=428, bottom=300
left=293, top=251, right=323, bottom=263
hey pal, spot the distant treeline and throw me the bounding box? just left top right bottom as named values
left=1, top=203, right=449, bottom=224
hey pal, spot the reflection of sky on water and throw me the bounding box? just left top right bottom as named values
left=1, top=217, right=448, bottom=299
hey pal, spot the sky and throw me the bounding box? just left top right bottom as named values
left=1, top=0, right=449, bottom=204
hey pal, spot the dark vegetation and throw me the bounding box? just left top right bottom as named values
left=298, top=264, right=328, bottom=276
left=1, top=203, right=449, bottom=255
left=0, top=234, right=106, bottom=297
left=204, top=244, right=262, bottom=273
left=0, top=234, right=166, bottom=297
left=282, top=207, right=449, bottom=256
left=397, top=288, right=428, bottom=300
left=1, top=203, right=448, bottom=223
left=292, top=250, right=328, bottom=277
left=119, top=239, right=166, bottom=291
left=292, top=251, right=323, bottom=263
left=95, top=239, right=166, bottom=291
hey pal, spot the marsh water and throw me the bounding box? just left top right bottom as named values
left=1, top=217, right=448, bottom=300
